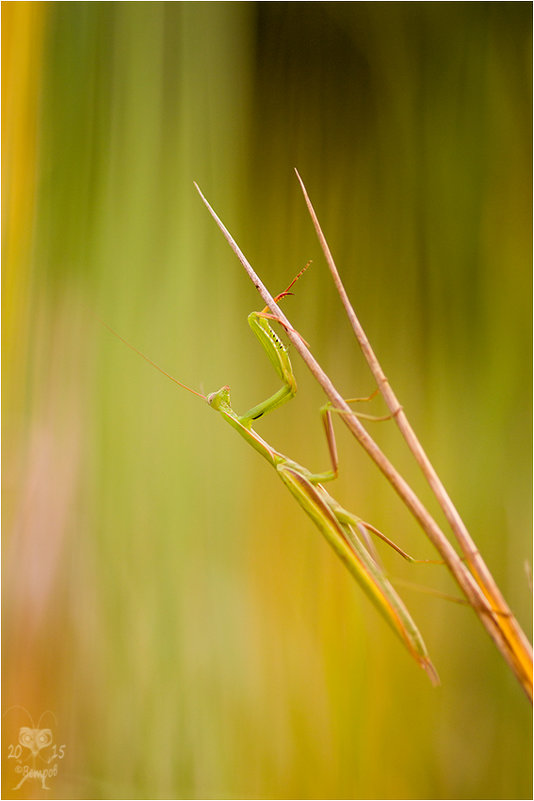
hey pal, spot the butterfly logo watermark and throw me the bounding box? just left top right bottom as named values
left=4, top=708, right=66, bottom=791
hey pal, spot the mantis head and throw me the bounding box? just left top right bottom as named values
left=207, top=386, right=232, bottom=410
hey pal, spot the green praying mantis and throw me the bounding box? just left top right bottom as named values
left=105, top=261, right=440, bottom=686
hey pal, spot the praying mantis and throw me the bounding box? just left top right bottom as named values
left=105, top=267, right=439, bottom=685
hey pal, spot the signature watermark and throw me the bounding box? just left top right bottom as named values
left=4, top=708, right=66, bottom=791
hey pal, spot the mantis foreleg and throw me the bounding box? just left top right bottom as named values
left=238, top=311, right=297, bottom=424
left=238, top=264, right=312, bottom=425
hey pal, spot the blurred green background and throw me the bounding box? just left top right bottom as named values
left=3, top=2, right=532, bottom=798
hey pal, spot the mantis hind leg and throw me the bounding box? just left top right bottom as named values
left=337, top=507, right=511, bottom=617
left=322, top=389, right=403, bottom=426
left=311, top=390, right=403, bottom=486
left=336, top=505, right=443, bottom=565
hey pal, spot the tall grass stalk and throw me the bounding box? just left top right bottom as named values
left=196, top=176, right=533, bottom=702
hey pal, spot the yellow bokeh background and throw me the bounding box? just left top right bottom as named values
left=3, top=3, right=531, bottom=799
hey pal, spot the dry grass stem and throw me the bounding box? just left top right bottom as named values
left=194, top=180, right=533, bottom=702
left=295, top=171, right=533, bottom=701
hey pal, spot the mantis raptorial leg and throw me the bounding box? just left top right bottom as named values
left=105, top=267, right=440, bottom=685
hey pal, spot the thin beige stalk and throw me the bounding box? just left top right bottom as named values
left=294, top=171, right=532, bottom=701
left=194, top=182, right=533, bottom=702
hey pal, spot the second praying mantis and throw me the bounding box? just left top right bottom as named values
left=106, top=264, right=440, bottom=685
